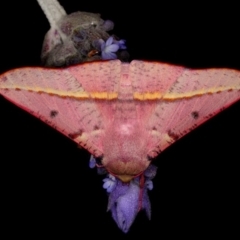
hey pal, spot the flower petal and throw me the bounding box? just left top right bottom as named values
left=89, top=155, right=96, bottom=168
left=103, top=175, right=116, bottom=193
left=145, top=179, right=153, bottom=190
left=102, top=51, right=117, bottom=60
left=118, top=39, right=127, bottom=49
left=105, top=44, right=119, bottom=53
left=105, top=36, right=114, bottom=46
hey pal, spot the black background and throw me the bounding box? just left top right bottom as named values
left=1, top=1, right=239, bottom=238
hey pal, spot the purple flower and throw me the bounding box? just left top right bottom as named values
left=145, top=179, right=153, bottom=190
left=108, top=180, right=139, bottom=233
left=89, top=155, right=96, bottom=168
left=114, top=39, right=127, bottom=49
left=107, top=177, right=152, bottom=233
left=100, top=37, right=119, bottom=60
left=103, top=175, right=116, bottom=193
left=98, top=36, right=127, bottom=60
left=106, top=164, right=157, bottom=233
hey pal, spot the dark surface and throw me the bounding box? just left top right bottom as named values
left=1, top=1, right=239, bottom=238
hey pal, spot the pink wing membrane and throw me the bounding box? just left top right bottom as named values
left=130, top=61, right=240, bottom=155
left=0, top=61, right=121, bottom=156
left=1, top=60, right=240, bottom=157
left=68, top=60, right=121, bottom=93
left=130, top=60, right=184, bottom=93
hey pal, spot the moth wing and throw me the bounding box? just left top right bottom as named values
left=0, top=60, right=122, bottom=157
left=130, top=60, right=240, bottom=156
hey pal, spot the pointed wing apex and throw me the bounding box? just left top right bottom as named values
left=130, top=61, right=240, bottom=155
left=0, top=61, right=121, bottom=157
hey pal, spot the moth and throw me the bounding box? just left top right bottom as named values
left=1, top=59, right=240, bottom=232
left=1, top=0, right=240, bottom=234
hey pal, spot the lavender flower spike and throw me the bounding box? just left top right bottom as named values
left=106, top=164, right=157, bottom=233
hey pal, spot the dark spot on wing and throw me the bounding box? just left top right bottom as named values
left=94, top=125, right=100, bottom=130
left=191, top=111, right=199, bottom=119
left=50, top=110, right=58, bottom=118
left=68, top=129, right=83, bottom=139
left=167, top=130, right=179, bottom=141
left=1, top=76, right=7, bottom=82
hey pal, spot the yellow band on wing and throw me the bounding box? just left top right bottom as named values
left=133, top=86, right=238, bottom=100
left=2, top=85, right=239, bottom=101
left=1, top=85, right=119, bottom=100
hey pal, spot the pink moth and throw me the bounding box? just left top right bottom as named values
left=0, top=0, right=239, bottom=233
